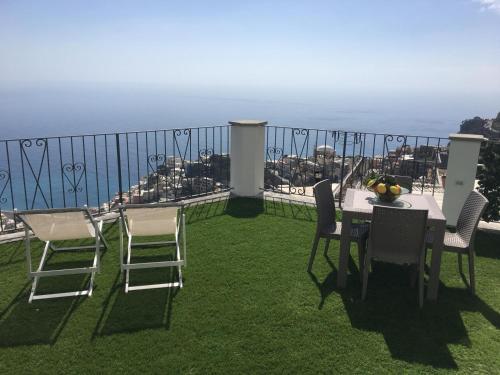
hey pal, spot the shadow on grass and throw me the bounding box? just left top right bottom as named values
left=224, top=195, right=316, bottom=221
left=185, top=196, right=230, bottom=224
left=0, top=241, right=24, bottom=268
left=308, top=260, right=500, bottom=369
left=93, top=262, right=179, bottom=337
left=225, top=197, right=264, bottom=218
left=0, top=274, right=87, bottom=347
left=475, top=230, right=500, bottom=260
left=0, top=227, right=114, bottom=348
left=263, top=196, right=316, bottom=222
left=184, top=195, right=317, bottom=223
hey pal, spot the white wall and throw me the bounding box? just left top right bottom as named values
left=442, top=133, right=485, bottom=226
left=229, top=120, right=267, bottom=197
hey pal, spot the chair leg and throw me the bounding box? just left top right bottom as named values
left=424, top=249, right=428, bottom=272
left=458, top=253, right=463, bottom=275
left=468, top=250, right=476, bottom=295
left=323, top=238, right=331, bottom=256
left=361, top=253, right=370, bottom=301
left=409, top=264, right=417, bottom=288
left=357, top=240, right=366, bottom=282
left=307, top=234, right=321, bottom=272
left=419, top=257, right=425, bottom=308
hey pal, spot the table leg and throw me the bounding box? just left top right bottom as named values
left=337, top=213, right=353, bottom=288
left=427, top=221, right=446, bottom=300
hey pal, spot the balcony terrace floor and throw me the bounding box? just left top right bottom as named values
left=0, top=198, right=499, bottom=373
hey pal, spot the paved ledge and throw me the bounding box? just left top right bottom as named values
left=2, top=191, right=498, bottom=244
left=0, top=193, right=232, bottom=245
left=478, top=220, right=500, bottom=233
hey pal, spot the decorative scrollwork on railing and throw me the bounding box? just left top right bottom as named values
left=330, top=130, right=342, bottom=145
left=63, top=162, right=84, bottom=173
left=199, top=148, right=213, bottom=158
left=174, top=129, right=191, bottom=137
left=289, top=185, right=306, bottom=195
left=20, top=138, right=47, bottom=148
left=381, top=134, right=410, bottom=175
left=62, top=162, right=86, bottom=194
left=0, top=169, right=10, bottom=205
left=293, top=128, right=309, bottom=136
left=19, top=137, right=51, bottom=208
left=148, top=154, right=166, bottom=163
left=267, top=146, right=283, bottom=155
left=147, top=154, right=167, bottom=176
left=396, top=135, right=407, bottom=143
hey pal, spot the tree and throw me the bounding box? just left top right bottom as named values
left=477, top=141, right=500, bottom=222
left=492, top=112, right=500, bottom=132
left=460, top=116, right=486, bottom=135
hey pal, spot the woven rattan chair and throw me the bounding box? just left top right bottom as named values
left=426, top=190, right=488, bottom=294
left=391, top=175, right=413, bottom=193
left=362, top=206, right=428, bottom=308
left=307, top=180, right=369, bottom=276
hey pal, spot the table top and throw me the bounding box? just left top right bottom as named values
left=343, top=189, right=446, bottom=223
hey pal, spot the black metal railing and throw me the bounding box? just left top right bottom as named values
left=0, top=126, right=230, bottom=233
left=264, top=126, right=449, bottom=206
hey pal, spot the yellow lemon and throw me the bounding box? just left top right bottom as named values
left=389, top=185, right=401, bottom=195
left=376, top=184, right=387, bottom=194
left=367, top=179, right=377, bottom=188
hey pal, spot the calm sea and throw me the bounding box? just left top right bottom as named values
left=1, top=84, right=499, bottom=139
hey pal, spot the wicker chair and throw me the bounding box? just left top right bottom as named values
left=426, top=190, right=488, bottom=294
left=390, top=175, right=413, bottom=193
left=307, top=180, right=369, bottom=277
left=362, top=206, right=428, bottom=308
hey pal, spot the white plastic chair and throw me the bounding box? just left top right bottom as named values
left=15, top=207, right=108, bottom=303
left=118, top=203, right=186, bottom=293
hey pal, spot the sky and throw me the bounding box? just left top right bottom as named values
left=0, top=0, right=499, bottom=95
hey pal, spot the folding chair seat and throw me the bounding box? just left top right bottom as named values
left=119, top=203, right=186, bottom=292
left=15, top=207, right=108, bottom=302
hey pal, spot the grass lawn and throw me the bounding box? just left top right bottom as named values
left=0, top=198, right=499, bottom=374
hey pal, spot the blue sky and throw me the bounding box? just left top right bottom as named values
left=1, top=0, right=499, bottom=94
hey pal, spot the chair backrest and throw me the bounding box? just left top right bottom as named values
left=456, top=190, right=489, bottom=246
left=391, top=175, right=413, bottom=193
left=313, top=179, right=336, bottom=234
left=16, top=208, right=95, bottom=242
left=369, top=206, right=428, bottom=265
left=121, top=203, right=180, bottom=237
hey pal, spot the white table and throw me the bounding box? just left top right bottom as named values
left=337, top=189, right=446, bottom=300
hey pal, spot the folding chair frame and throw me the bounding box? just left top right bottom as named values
left=15, top=207, right=108, bottom=303
left=119, top=203, right=187, bottom=293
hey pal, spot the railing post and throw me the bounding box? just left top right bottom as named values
left=442, top=133, right=486, bottom=226
left=338, top=132, right=348, bottom=208
left=115, top=133, right=123, bottom=204
left=229, top=120, right=267, bottom=197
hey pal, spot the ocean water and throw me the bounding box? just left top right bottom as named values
left=1, top=84, right=499, bottom=139
left=0, top=84, right=498, bottom=211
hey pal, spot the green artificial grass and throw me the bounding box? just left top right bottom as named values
left=0, top=198, right=499, bottom=374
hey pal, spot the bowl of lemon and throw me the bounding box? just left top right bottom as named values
left=365, top=175, right=406, bottom=203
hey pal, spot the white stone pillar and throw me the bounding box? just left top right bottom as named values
left=229, top=120, right=267, bottom=197
left=442, top=133, right=486, bottom=226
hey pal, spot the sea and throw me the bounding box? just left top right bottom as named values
left=0, top=83, right=498, bottom=212
left=1, top=83, right=499, bottom=139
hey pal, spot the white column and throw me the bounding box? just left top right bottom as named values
left=442, top=133, right=486, bottom=226
left=229, top=120, right=267, bottom=197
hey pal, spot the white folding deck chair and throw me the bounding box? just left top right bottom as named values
left=15, top=207, right=108, bottom=303
left=118, top=203, right=186, bottom=292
